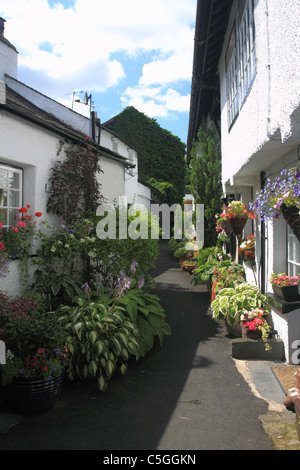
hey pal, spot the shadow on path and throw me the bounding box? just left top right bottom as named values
left=0, top=241, right=274, bottom=450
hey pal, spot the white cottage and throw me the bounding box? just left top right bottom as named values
left=0, top=17, right=151, bottom=295
left=187, top=0, right=300, bottom=362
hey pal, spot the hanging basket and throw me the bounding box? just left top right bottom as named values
left=281, top=204, right=300, bottom=242
left=221, top=219, right=233, bottom=237
left=228, top=216, right=248, bottom=236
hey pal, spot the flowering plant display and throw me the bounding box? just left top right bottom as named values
left=239, top=234, right=255, bottom=250
left=240, top=308, right=271, bottom=350
left=0, top=204, right=42, bottom=280
left=216, top=202, right=255, bottom=236
left=269, top=273, right=300, bottom=286
left=251, top=167, right=300, bottom=220
left=1, top=347, right=68, bottom=384
left=212, top=263, right=245, bottom=295
left=0, top=300, right=69, bottom=385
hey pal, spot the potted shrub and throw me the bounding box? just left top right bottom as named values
left=0, top=297, right=68, bottom=414
left=240, top=307, right=271, bottom=350
left=211, top=263, right=245, bottom=300
left=251, top=167, right=300, bottom=241
left=269, top=273, right=300, bottom=302
left=216, top=201, right=255, bottom=243
left=239, top=235, right=255, bottom=261
left=211, top=283, right=269, bottom=336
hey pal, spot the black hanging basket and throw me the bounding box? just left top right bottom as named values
left=221, top=219, right=233, bottom=237
left=281, top=204, right=300, bottom=242
left=2, top=373, right=64, bottom=415
left=228, top=216, right=248, bottom=237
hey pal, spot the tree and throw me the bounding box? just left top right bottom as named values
left=190, top=120, right=222, bottom=247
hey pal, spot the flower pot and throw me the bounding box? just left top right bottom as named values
left=184, top=264, right=196, bottom=274
left=272, top=284, right=299, bottom=302
left=244, top=249, right=255, bottom=260
left=281, top=204, right=300, bottom=242
left=225, top=319, right=242, bottom=337
left=3, top=373, right=64, bottom=415
left=242, top=326, right=262, bottom=340
left=238, top=247, right=245, bottom=257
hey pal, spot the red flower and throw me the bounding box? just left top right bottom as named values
left=0, top=243, right=4, bottom=251
left=35, top=212, right=42, bottom=217
left=19, top=207, right=28, bottom=213
left=25, top=358, right=30, bottom=366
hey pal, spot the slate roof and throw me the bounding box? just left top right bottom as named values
left=1, top=85, right=135, bottom=168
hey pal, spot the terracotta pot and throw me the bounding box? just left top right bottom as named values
left=244, top=249, right=255, bottom=260
left=238, top=247, right=245, bottom=257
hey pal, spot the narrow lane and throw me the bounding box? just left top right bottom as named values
left=0, top=241, right=274, bottom=450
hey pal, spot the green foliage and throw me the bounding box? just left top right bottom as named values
left=92, top=206, right=159, bottom=284
left=192, top=247, right=229, bottom=289
left=105, top=106, right=186, bottom=205
left=211, top=283, right=269, bottom=326
left=116, top=289, right=171, bottom=357
left=57, top=294, right=141, bottom=391
left=47, top=141, right=104, bottom=225
left=190, top=119, right=222, bottom=247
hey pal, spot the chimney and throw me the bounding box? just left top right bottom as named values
left=0, top=17, right=6, bottom=36
left=0, top=17, right=18, bottom=81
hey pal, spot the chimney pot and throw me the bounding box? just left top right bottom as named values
left=0, top=18, right=6, bottom=36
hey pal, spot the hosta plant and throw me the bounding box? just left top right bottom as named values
left=116, top=289, right=171, bottom=357
left=57, top=296, right=140, bottom=392
left=211, top=283, right=269, bottom=326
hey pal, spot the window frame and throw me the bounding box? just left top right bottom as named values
left=287, top=224, right=300, bottom=277
left=226, top=0, right=256, bottom=129
left=0, top=163, right=23, bottom=228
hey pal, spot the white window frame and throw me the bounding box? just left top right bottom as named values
left=0, top=163, right=23, bottom=228
left=287, top=225, right=300, bottom=276
left=226, top=0, right=256, bottom=128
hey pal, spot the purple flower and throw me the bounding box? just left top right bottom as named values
left=138, top=275, right=145, bottom=289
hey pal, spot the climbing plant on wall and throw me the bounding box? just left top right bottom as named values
left=46, top=140, right=104, bottom=225
left=190, top=119, right=222, bottom=247
left=105, top=106, right=186, bottom=205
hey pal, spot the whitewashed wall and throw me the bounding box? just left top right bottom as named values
left=219, top=0, right=300, bottom=189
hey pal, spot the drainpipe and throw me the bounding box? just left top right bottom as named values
left=260, top=171, right=266, bottom=294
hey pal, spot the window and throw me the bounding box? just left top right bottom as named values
left=287, top=225, right=300, bottom=276
left=226, top=0, right=256, bottom=128
left=0, top=164, right=23, bottom=228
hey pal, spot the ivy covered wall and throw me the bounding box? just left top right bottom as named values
left=105, top=107, right=186, bottom=205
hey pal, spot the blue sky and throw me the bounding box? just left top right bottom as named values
left=1, top=0, right=197, bottom=144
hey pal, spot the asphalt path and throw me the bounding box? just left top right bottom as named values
left=0, top=241, right=274, bottom=451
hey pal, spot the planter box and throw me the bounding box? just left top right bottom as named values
left=272, top=284, right=299, bottom=302
left=231, top=338, right=285, bottom=361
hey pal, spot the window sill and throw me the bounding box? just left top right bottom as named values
left=267, top=293, right=300, bottom=315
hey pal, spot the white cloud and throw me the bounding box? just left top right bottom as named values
left=0, top=0, right=196, bottom=122
left=121, top=85, right=190, bottom=119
